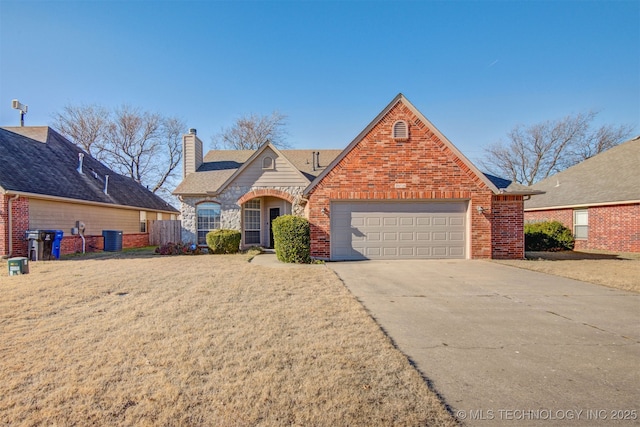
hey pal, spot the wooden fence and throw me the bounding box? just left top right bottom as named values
left=149, top=220, right=182, bottom=246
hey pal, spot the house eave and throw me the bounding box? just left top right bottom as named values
left=525, top=199, right=640, bottom=211
left=2, top=189, right=178, bottom=214
left=499, top=189, right=546, bottom=196
left=172, top=190, right=218, bottom=198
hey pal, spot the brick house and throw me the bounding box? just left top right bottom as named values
left=524, top=136, right=640, bottom=253
left=0, top=126, right=179, bottom=258
left=303, top=94, right=538, bottom=260
left=175, top=94, right=536, bottom=259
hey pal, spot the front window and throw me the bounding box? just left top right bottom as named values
left=574, top=209, right=588, bottom=239
left=244, top=199, right=261, bottom=245
left=140, top=211, right=147, bottom=233
left=197, top=202, right=221, bottom=245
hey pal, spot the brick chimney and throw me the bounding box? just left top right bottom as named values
left=182, top=128, right=203, bottom=178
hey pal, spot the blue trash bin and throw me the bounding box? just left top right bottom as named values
left=51, top=230, right=64, bottom=259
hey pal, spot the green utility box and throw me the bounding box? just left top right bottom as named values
left=8, top=257, right=29, bottom=276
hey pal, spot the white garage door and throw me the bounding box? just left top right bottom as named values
left=331, top=201, right=467, bottom=260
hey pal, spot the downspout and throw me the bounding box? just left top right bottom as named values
left=80, top=231, right=86, bottom=254
left=7, top=194, right=20, bottom=258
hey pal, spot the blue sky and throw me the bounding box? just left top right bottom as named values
left=1, top=0, right=638, bottom=164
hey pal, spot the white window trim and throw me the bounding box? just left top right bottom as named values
left=197, top=202, right=221, bottom=245
left=244, top=199, right=261, bottom=245
left=140, top=211, right=147, bottom=233
left=573, top=209, right=588, bottom=240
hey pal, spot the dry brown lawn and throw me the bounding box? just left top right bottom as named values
left=0, top=250, right=455, bottom=426
left=493, top=250, right=640, bottom=293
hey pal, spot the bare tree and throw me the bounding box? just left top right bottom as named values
left=52, top=104, right=109, bottom=157
left=480, top=111, right=633, bottom=185
left=213, top=111, right=289, bottom=149
left=52, top=103, right=185, bottom=197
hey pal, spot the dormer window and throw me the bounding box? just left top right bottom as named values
left=262, top=156, right=274, bottom=170
left=393, top=120, right=409, bottom=141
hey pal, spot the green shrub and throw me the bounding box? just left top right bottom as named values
left=524, top=221, right=574, bottom=251
left=272, top=215, right=311, bottom=263
left=206, top=229, right=241, bottom=254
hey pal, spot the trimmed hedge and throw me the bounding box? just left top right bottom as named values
left=206, top=229, right=241, bottom=254
left=524, top=221, right=575, bottom=251
left=272, top=215, right=311, bottom=263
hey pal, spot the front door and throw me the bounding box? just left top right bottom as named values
left=269, top=208, right=281, bottom=248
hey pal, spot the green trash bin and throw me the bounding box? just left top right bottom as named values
left=8, top=257, right=29, bottom=276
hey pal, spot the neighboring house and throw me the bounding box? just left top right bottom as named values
left=0, top=126, right=179, bottom=258
left=524, top=136, right=640, bottom=253
left=175, top=94, right=537, bottom=260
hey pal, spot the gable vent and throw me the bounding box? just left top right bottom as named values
left=393, top=120, right=408, bottom=140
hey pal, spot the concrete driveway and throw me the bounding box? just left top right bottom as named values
left=328, top=260, right=640, bottom=426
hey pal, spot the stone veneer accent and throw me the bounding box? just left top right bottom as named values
left=180, top=185, right=306, bottom=244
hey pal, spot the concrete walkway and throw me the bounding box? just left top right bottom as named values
left=328, top=260, right=640, bottom=426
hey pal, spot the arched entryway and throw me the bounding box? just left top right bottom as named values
left=239, top=190, right=295, bottom=249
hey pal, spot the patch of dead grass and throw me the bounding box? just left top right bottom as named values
left=0, top=252, right=455, bottom=426
left=492, top=250, right=640, bottom=293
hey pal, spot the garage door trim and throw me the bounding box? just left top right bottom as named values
left=330, top=200, right=469, bottom=260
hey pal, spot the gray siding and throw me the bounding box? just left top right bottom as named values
left=182, top=134, right=203, bottom=177
left=30, top=199, right=141, bottom=235
left=232, top=147, right=309, bottom=188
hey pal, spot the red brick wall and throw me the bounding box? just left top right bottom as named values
left=524, top=204, right=640, bottom=253
left=306, top=100, right=521, bottom=259
left=59, top=233, right=150, bottom=255
left=60, top=235, right=104, bottom=254
left=586, top=204, right=640, bottom=252
left=1, top=196, right=30, bottom=257
left=525, top=208, right=573, bottom=227
left=123, top=233, right=149, bottom=249
left=0, top=195, right=7, bottom=256
left=492, top=195, right=525, bottom=259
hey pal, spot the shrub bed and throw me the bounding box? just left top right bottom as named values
left=155, top=242, right=202, bottom=255
left=525, top=221, right=575, bottom=251
left=272, top=215, right=311, bottom=263
left=206, top=229, right=241, bottom=254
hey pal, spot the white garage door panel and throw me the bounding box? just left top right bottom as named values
left=331, top=201, right=467, bottom=260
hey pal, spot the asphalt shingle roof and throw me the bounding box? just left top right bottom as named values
left=525, top=136, right=640, bottom=209
left=0, top=126, right=178, bottom=212
left=173, top=149, right=343, bottom=195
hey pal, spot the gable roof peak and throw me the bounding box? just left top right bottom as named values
left=212, top=141, right=311, bottom=195
left=303, top=93, right=503, bottom=196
